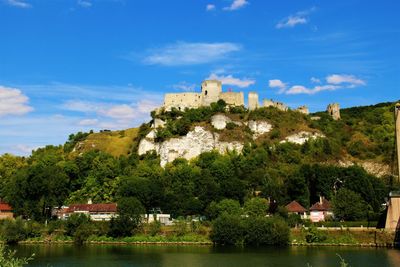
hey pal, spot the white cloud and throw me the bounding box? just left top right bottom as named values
left=5, top=0, right=31, bottom=8
left=77, top=0, right=92, bottom=8
left=99, top=104, right=136, bottom=120
left=326, top=74, right=366, bottom=86
left=223, top=0, right=249, bottom=11
left=62, top=100, right=100, bottom=113
left=0, top=86, right=33, bottom=117
left=143, top=42, right=241, bottom=66
left=208, top=73, right=255, bottom=88
left=78, top=118, right=98, bottom=126
left=14, top=144, right=38, bottom=154
left=286, top=84, right=340, bottom=95
left=310, top=77, right=321, bottom=83
left=268, top=79, right=287, bottom=93
left=206, top=4, right=216, bottom=11
left=172, top=82, right=197, bottom=92
left=276, top=7, right=316, bottom=29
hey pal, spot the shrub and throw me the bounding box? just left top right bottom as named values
left=73, top=223, right=94, bottom=245
left=65, top=213, right=91, bottom=237
left=148, top=221, right=161, bottom=236
left=0, top=243, right=34, bottom=267
left=243, top=216, right=290, bottom=246
left=0, top=218, right=27, bottom=244
left=305, top=226, right=327, bottom=243
left=210, top=214, right=244, bottom=246
left=173, top=219, right=188, bottom=237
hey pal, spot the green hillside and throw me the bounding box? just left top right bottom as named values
left=0, top=100, right=398, bottom=224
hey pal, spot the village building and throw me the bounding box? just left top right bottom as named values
left=59, top=203, right=118, bottom=221
left=0, top=199, right=13, bottom=220
left=285, top=200, right=307, bottom=219
left=309, top=197, right=333, bottom=222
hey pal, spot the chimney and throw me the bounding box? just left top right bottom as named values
left=319, top=196, right=323, bottom=205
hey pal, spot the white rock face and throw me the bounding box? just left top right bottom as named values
left=211, top=114, right=231, bottom=130
left=138, top=126, right=243, bottom=167
left=281, top=131, right=324, bottom=145
left=145, top=129, right=156, bottom=139
left=248, top=120, right=273, bottom=139
left=152, top=118, right=166, bottom=129
left=138, top=138, right=158, bottom=155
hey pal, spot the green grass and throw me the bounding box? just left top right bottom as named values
left=71, top=128, right=138, bottom=157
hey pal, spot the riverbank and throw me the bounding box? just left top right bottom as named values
left=16, top=228, right=396, bottom=248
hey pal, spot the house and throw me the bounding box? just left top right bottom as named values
left=0, top=200, right=13, bottom=220
left=60, top=202, right=118, bottom=221
left=285, top=200, right=307, bottom=219
left=144, top=213, right=173, bottom=225
left=309, top=196, right=333, bottom=222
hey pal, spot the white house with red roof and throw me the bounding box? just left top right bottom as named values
left=0, top=199, right=13, bottom=220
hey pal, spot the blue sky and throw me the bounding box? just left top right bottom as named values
left=0, top=0, right=399, bottom=155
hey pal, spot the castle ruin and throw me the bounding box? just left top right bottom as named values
left=327, top=103, right=341, bottom=120
left=162, top=79, right=310, bottom=114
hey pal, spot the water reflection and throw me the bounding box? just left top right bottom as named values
left=13, top=244, right=400, bottom=267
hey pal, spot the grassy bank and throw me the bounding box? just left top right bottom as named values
left=17, top=227, right=396, bottom=247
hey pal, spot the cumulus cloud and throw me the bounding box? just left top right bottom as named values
left=0, top=86, right=33, bottom=117
left=223, top=0, right=249, bottom=11
left=286, top=84, right=340, bottom=95
left=207, top=73, right=255, bottom=88
left=5, top=0, right=31, bottom=8
left=172, top=82, right=197, bottom=92
left=143, top=42, right=241, bottom=66
left=14, top=144, right=38, bottom=154
left=269, top=73, right=365, bottom=95
left=206, top=4, right=216, bottom=11
left=62, top=100, right=99, bottom=113
left=99, top=104, right=136, bottom=120
left=276, top=7, right=316, bottom=29
left=77, top=0, right=92, bottom=8
left=268, top=79, right=287, bottom=93
left=326, top=74, right=366, bottom=86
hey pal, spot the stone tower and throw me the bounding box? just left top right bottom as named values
left=396, top=103, right=400, bottom=179
left=201, top=80, right=222, bottom=106
left=248, top=92, right=259, bottom=111
left=327, top=103, right=341, bottom=120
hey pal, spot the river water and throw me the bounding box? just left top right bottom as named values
left=14, top=244, right=400, bottom=267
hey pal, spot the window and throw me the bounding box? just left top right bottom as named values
left=205, top=90, right=208, bottom=96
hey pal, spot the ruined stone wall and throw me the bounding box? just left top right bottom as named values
left=327, top=103, right=341, bottom=120
left=262, top=99, right=288, bottom=111
left=220, top=92, right=244, bottom=106
left=248, top=92, right=259, bottom=111
left=201, top=80, right=222, bottom=106
left=296, top=106, right=309, bottom=115
left=163, top=93, right=202, bottom=111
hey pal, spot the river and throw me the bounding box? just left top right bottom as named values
left=13, top=244, right=400, bottom=267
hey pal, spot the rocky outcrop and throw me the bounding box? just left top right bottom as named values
left=211, top=114, right=231, bottom=130
left=281, top=131, right=325, bottom=145
left=337, top=160, right=391, bottom=177
left=138, top=126, right=243, bottom=167
left=248, top=120, right=273, bottom=139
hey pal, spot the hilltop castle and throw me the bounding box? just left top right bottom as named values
left=161, top=79, right=308, bottom=114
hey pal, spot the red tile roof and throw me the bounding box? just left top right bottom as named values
left=66, top=203, right=117, bottom=213
left=310, top=198, right=331, bottom=211
left=285, top=200, right=307, bottom=213
left=0, top=202, right=12, bottom=212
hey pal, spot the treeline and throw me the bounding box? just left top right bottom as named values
left=0, top=139, right=394, bottom=222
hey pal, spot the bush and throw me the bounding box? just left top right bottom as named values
left=173, top=219, right=188, bottom=237
left=243, top=216, right=290, bottom=246
left=148, top=221, right=161, bottom=236
left=65, top=213, right=91, bottom=237
left=0, top=243, right=34, bottom=267
left=0, top=218, right=27, bottom=244
left=305, top=226, right=327, bottom=243
left=73, top=223, right=94, bottom=245
left=210, top=214, right=244, bottom=246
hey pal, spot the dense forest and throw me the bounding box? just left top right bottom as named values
left=0, top=100, right=398, bottom=224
